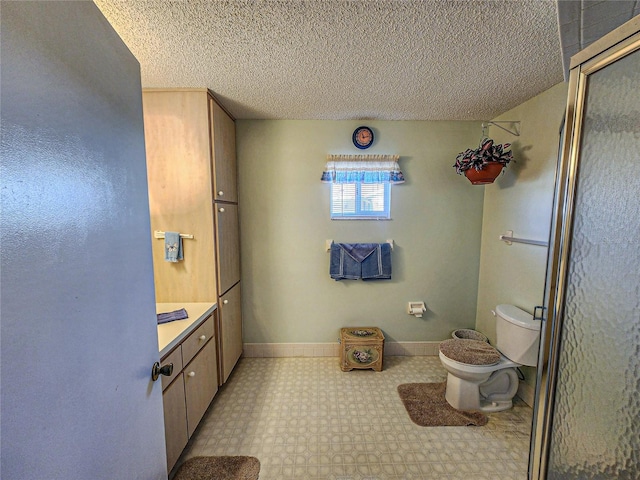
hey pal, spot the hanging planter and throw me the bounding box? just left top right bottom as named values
left=464, top=161, right=504, bottom=185
left=453, top=138, right=513, bottom=185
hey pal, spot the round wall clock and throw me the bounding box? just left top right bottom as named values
left=352, top=126, right=374, bottom=149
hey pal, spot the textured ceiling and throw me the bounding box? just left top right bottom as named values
left=95, top=0, right=565, bottom=120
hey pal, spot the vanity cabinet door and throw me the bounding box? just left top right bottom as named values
left=214, top=202, right=240, bottom=295
left=160, top=346, right=182, bottom=391
left=210, top=98, right=237, bottom=203
left=184, top=337, right=218, bottom=437
left=219, top=283, right=242, bottom=384
left=162, top=376, right=187, bottom=472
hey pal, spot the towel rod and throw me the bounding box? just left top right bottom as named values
left=499, top=231, right=548, bottom=247
left=154, top=231, right=194, bottom=240
left=326, top=239, right=394, bottom=251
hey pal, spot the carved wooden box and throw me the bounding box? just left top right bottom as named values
left=339, top=327, right=385, bottom=372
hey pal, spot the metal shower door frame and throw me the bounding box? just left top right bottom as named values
left=528, top=17, right=640, bottom=480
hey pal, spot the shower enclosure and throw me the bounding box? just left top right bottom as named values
left=529, top=17, right=640, bottom=480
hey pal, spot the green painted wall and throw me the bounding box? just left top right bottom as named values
left=476, top=82, right=569, bottom=385
left=237, top=120, right=484, bottom=343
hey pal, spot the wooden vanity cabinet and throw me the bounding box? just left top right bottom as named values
left=160, top=313, right=218, bottom=472
left=213, top=198, right=242, bottom=383
left=143, top=89, right=244, bottom=390
left=210, top=96, right=242, bottom=385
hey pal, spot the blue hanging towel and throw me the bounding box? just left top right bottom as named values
left=164, top=231, right=183, bottom=262
left=329, top=243, right=350, bottom=280
left=362, top=243, right=392, bottom=280
left=330, top=243, right=391, bottom=280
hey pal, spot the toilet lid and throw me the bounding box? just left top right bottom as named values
left=439, top=339, right=500, bottom=366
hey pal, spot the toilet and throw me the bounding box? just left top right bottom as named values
left=438, top=304, right=541, bottom=412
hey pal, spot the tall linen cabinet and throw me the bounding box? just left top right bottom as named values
left=143, top=89, right=243, bottom=386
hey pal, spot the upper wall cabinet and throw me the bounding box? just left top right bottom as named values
left=210, top=99, right=238, bottom=203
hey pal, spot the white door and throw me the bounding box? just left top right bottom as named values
left=1, top=3, right=167, bottom=479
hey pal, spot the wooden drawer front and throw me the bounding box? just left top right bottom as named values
left=182, top=315, right=214, bottom=366
left=160, top=346, right=183, bottom=391
left=162, top=375, right=188, bottom=472
left=184, top=338, right=218, bottom=437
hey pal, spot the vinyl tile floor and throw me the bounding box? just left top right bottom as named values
left=178, top=356, right=533, bottom=480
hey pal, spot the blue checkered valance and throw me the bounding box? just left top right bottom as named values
left=321, top=154, right=405, bottom=184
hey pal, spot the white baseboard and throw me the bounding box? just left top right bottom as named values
left=242, top=341, right=441, bottom=358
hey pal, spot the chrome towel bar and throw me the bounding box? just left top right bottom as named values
left=499, top=230, right=548, bottom=247
left=154, top=230, right=194, bottom=240
left=326, top=239, right=394, bottom=251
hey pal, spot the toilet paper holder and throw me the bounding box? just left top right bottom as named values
left=408, top=302, right=426, bottom=317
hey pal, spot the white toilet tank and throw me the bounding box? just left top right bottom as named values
left=495, top=304, right=541, bottom=366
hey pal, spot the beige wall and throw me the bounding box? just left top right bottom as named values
left=237, top=120, right=485, bottom=343
left=475, top=82, right=569, bottom=387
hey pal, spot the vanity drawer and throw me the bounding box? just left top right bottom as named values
left=182, top=315, right=214, bottom=366
left=160, top=346, right=183, bottom=391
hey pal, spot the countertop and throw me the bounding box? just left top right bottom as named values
left=157, top=302, right=217, bottom=358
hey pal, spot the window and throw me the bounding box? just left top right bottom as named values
left=321, top=154, right=403, bottom=220
left=331, top=182, right=391, bottom=220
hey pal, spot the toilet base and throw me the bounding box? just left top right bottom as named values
left=444, top=372, right=487, bottom=411
left=478, top=398, right=513, bottom=413
left=444, top=367, right=519, bottom=413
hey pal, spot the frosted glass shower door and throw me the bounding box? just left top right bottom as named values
left=531, top=20, right=640, bottom=480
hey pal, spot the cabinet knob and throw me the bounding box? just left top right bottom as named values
left=187, top=371, right=196, bottom=377
left=218, top=191, right=224, bottom=196
left=218, top=207, right=225, bottom=213
left=223, top=299, right=229, bottom=305
left=199, top=334, right=206, bottom=341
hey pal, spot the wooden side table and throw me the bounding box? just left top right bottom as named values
left=339, top=327, right=385, bottom=372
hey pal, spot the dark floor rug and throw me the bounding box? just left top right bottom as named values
left=397, top=382, right=488, bottom=427
left=172, top=456, right=260, bottom=480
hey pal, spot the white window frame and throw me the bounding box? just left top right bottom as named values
left=330, top=182, right=391, bottom=220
